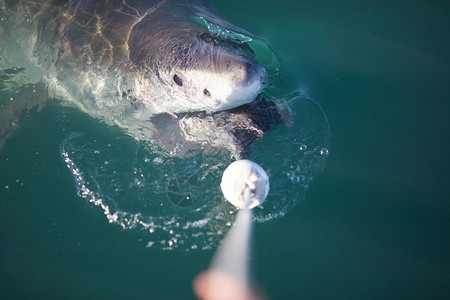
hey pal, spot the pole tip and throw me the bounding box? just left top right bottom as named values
left=220, top=160, right=269, bottom=209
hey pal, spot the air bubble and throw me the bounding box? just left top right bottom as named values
left=320, top=148, right=329, bottom=157
left=153, top=157, right=163, bottom=164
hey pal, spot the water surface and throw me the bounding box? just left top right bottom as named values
left=1, top=0, right=449, bottom=299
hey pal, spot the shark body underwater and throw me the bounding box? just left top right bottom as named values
left=0, top=0, right=332, bottom=250
left=0, top=0, right=289, bottom=157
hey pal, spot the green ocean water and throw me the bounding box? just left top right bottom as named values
left=1, top=0, right=449, bottom=299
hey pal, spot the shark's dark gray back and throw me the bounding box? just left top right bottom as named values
left=18, top=0, right=236, bottom=70
left=0, top=0, right=285, bottom=157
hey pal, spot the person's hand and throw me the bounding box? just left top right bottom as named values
left=193, top=269, right=264, bottom=300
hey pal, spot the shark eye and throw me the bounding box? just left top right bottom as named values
left=203, top=88, right=211, bottom=97
left=173, top=74, right=183, bottom=86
